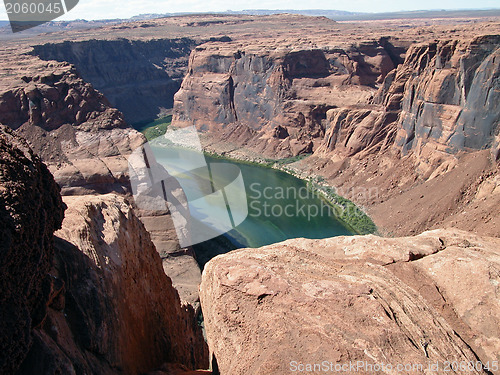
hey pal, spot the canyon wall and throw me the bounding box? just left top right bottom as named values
left=312, top=36, right=500, bottom=237
left=0, top=125, right=208, bottom=374
left=172, top=34, right=500, bottom=237
left=173, top=35, right=499, bottom=163
left=0, top=61, right=143, bottom=195
left=172, top=40, right=403, bottom=158
left=317, top=35, right=500, bottom=163
left=30, top=38, right=220, bottom=124
left=0, top=52, right=202, bottom=305
left=379, top=35, right=500, bottom=174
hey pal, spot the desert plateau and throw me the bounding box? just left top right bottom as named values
left=0, top=5, right=500, bottom=375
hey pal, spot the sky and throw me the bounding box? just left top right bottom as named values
left=1, top=0, right=499, bottom=21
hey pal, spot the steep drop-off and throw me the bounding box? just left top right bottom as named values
left=173, top=39, right=404, bottom=158
left=30, top=37, right=227, bottom=124
left=30, top=194, right=208, bottom=374
left=0, top=126, right=208, bottom=374
left=171, top=34, right=500, bottom=237
left=313, top=35, right=500, bottom=237
left=0, top=49, right=202, bottom=306
left=0, top=125, right=65, bottom=374
left=173, top=35, right=499, bottom=162
left=379, top=35, right=500, bottom=167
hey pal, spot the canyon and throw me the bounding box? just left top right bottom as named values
left=0, top=12, right=499, bottom=375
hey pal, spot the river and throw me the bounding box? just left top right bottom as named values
left=147, top=142, right=353, bottom=258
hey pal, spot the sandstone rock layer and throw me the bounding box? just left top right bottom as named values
left=0, top=127, right=208, bottom=374
left=200, top=230, right=500, bottom=374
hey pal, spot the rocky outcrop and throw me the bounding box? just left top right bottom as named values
left=0, top=63, right=125, bottom=131
left=0, top=47, right=202, bottom=307
left=172, top=39, right=401, bottom=158
left=0, top=62, right=145, bottom=195
left=31, top=38, right=200, bottom=124
left=18, top=194, right=208, bottom=374
left=316, top=35, right=500, bottom=166
left=0, top=125, right=65, bottom=374
left=387, top=35, right=500, bottom=172
left=0, top=127, right=208, bottom=374
left=315, top=107, right=398, bottom=157
left=200, top=229, right=500, bottom=374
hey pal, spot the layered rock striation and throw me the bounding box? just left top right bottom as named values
left=172, top=39, right=403, bottom=158
left=31, top=38, right=199, bottom=124
left=0, top=62, right=144, bottom=195
left=170, top=32, right=500, bottom=237
left=316, top=35, right=500, bottom=165
left=172, top=34, right=499, bottom=164
left=379, top=35, right=500, bottom=170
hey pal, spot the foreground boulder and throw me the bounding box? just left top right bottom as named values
left=200, top=229, right=500, bottom=374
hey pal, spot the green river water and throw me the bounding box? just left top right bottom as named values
left=137, top=119, right=357, bottom=267
left=149, top=144, right=353, bottom=248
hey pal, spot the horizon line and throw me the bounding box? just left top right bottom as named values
left=1, top=7, right=500, bottom=23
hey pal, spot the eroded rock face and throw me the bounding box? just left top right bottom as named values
left=0, top=128, right=208, bottom=373
left=389, top=36, right=500, bottom=166
left=19, top=194, right=208, bottom=374
left=0, top=63, right=145, bottom=195
left=0, top=125, right=65, bottom=374
left=172, top=40, right=398, bottom=158
left=0, top=47, right=205, bottom=312
left=316, top=36, right=500, bottom=165
left=31, top=38, right=199, bottom=124
left=200, top=229, right=500, bottom=374
left=0, top=50, right=201, bottom=305
left=315, top=107, right=398, bottom=157
left=303, top=35, right=500, bottom=237
left=0, top=64, right=125, bottom=131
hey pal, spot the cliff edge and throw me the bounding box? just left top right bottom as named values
left=201, top=230, right=500, bottom=374
left=0, top=126, right=208, bottom=374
